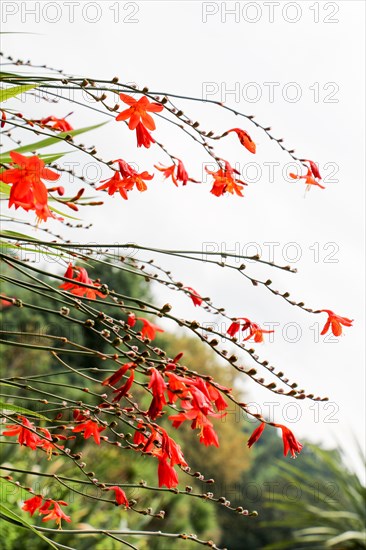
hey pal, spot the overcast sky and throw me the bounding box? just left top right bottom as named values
left=2, top=1, right=365, bottom=475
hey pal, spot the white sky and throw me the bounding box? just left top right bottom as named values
left=1, top=1, right=365, bottom=475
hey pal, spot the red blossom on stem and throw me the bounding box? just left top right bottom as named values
left=107, top=486, right=129, bottom=507
left=320, top=310, right=353, bottom=336
left=40, top=114, right=73, bottom=131
left=274, top=424, right=303, bottom=458
left=184, top=287, right=203, bottom=306
left=72, top=419, right=106, bottom=445
left=2, top=416, right=40, bottom=450
left=60, top=263, right=106, bottom=300
left=0, top=151, right=60, bottom=222
left=22, top=495, right=43, bottom=516
left=247, top=422, right=266, bottom=448
left=136, top=317, right=164, bottom=340
left=39, top=499, right=71, bottom=528
left=206, top=161, right=247, bottom=197
left=226, top=128, right=256, bottom=154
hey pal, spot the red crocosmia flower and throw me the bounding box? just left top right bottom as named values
left=136, top=317, right=164, bottom=340
left=2, top=416, right=41, bottom=450
left=22, top=495, right=43, bottom=516
left=39, top=499, right=71, bottom=528
left=72, top=419, right=105, bottom=445
left=135, top=121, right=155, bottom=148
left=107, top=486, right=129, bottom=508
left=228, top=318, right=274, bottom=343
left=227, top=320, right=241, bottom=337
left=205, top=383, right=229, bottom=411
left=227, top=128, right=256, bottom=154
left=304, top=160, right=322, bottom=180
left=133, top=423, right=148, bottom=446
left=112, top=370, right=135, bottom=402
left=154, top=159, right=193, bottom=187
left=166, top=372, right=190, bottom=403
left=116, top=94, right=163, bottom=131
left=59, top=263, right=106, bottom=300
left=1, top=110, right=6, bottom=128
left=97, top=171, right=127, bottom=199
left=274, top=424, right=303, bottom=458
left=114, top=159, right=137, bottom=177
left=247, top=422, right=266, bottom=448
left=200, top=422, right=219, bottom=447
left=147, top=368, right=167, bottom=419
left=73, top=409, right=89, bottom=422
left=159, top=428, right=187, bottom=468
left=176, top=159, right=190, bottom=186
left=123, top=169, right=154, bottom=193
left=206, top=161, right=246, bottom=197
left=158, top=457, right=179, bottom=488
left=41, top=115, right=73, bottom=132
left=320, top=310, right=353, bottom=337
left=127, top=312, right=136, bottom=327
left=38, top=427, right=64, bottom=459
left=184, top=287, right=203, bottom=307
left=289, top=169, right=325, bottom=189
left=0, top=151, right=59, bottom=219
left=242, top=320, right=274, bottom=343
left=102, top=362, right=135, bottom=387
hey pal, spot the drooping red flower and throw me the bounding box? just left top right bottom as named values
left=227, top=320, right=241, bottom=337
left=102, top=362, right=136, bottom=387
left=184, top=287, right=203, bottom=307
left=320, top=310, right=353, bottom=337
left=97, top=171, right=127, bottom=199
left=135, top=121, right=155, bottom=148
left=126, top=312, right=136, bottom=327
left=275, top=424, right=303, bottom=458
left=304, top=160, right=322, bottom=180
left=242, top=320, right=274, bottom=343
left=200, top=422, right=219, bottom=447
left=147, top=368, right=167, bottom=419
left=38, top=427, right=64, bottom=459
left=157, top=457, right=179, bottom=488
left=40, top=114, right=73, bottom=132
left=247, top=422, right=266, bottom=448
left=154, top=159, right=194, bottom=187
left=107, top=486, right=129, bottom=508
left=116, top=94, right=164, bottom=130
left=112, top=370, right=135, bottom=402
left=289, top=169, right=325, bottom=189
left=59, top=263, right=106, bottom=300
left=205, top=382, right=229, bottom=411
left=136, top=317, right=164, bottom=340
left=2, top=416, right=41, bottom=450
left=0, top=151, right=59, bottom=221
left=227, top=318, right=274, bottom=343
left=206, top=161, right=247, bottom=197
left=39, top=499, right=71, bottom=528
left=97, top=162, right=154, bottom=198
left=72, top=419, right=105, bottom=445
left=226, top=128, right=256, bottom=154
left=22, top=495, right=43, bottom=516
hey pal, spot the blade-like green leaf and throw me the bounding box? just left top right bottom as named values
left=0, top=401, right=50, bottom=421
left=0, top=84, right=38, bottom=103
left=0, top=121, right=108, bottom=160
left=0, top=501, right=58, bottom=550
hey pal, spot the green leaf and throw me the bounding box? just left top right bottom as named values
left=0, top=121, right=108, bottom=160
left=0, top=501, right=58, bottom=550
left=0, top=401, right=50, bottom=421
left=0, top=84, right=38, bottom=103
